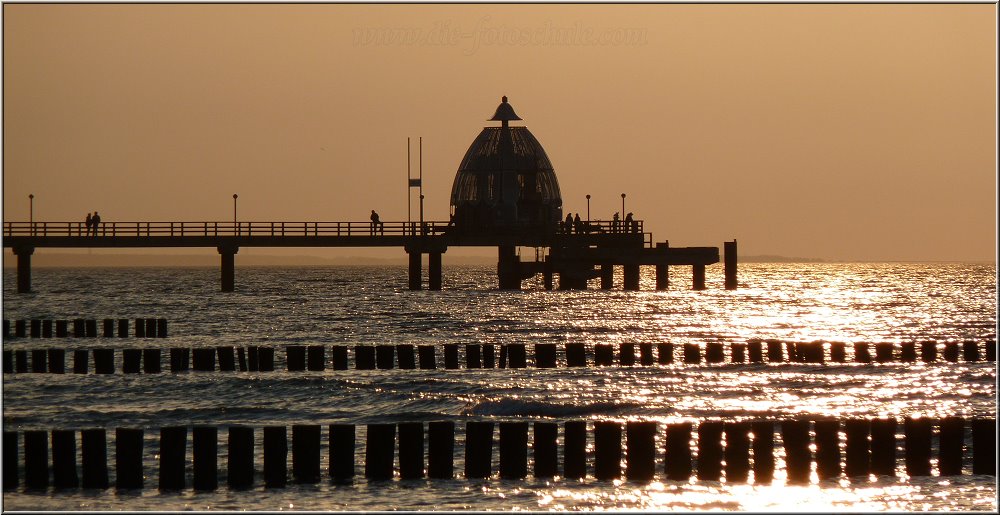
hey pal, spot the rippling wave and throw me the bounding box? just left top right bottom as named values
left=465, top=399, right=644, bottom=418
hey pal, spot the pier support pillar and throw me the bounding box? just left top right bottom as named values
left=655, top=264, right=668, bottom=290
left=543, top=261, right=554, bottom=290
left=600, top=264, right=614, bottom=290
left=692, top=264, right=706, bottom=291
left=218, top=246, right=238, bottom=292
left=655, top=242, right=669, bottom=290
left=428, top=252, right=443, bottom=290
left=558, top=271, right=587, bottom=290
left=724, top=240, right=737, bottom=290
left=624, top=264, right=640, bottom=291
left=408, top=251, right=422, bottom=290
left=497, top=245, right=521, bottom=290
left=13, top=246, right=34, bottom=294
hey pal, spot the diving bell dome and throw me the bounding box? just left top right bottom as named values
left=449, top=96, right=563, bottom=231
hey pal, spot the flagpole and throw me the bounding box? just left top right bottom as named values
left=407, top=137, right=411, bottom=226
left=419, top=136, right=424, bottom=229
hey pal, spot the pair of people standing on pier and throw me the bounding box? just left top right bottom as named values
left=610, top=212, right=637, bottom=233
left=84, top=211, right=101, bottom=236
left=563, top=213, right=583, bottom=234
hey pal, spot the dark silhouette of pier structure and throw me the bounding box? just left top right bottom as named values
left=3, top=97, right=733, bottom=294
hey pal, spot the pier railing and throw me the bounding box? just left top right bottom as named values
left=554, top=219, right=644, bottom=235
left=4, top=219, right=645, bottom=239
left=4, top=221, right=454, bottom=238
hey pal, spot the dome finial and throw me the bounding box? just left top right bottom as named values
left=490, top=96, right=522, bottom=122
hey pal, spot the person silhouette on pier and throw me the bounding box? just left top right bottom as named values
left=85, top=212, right=92, bottom=236
left=573, top=213, right=582, bottom=234
left=370, top=210, right=383, bottom=235
left=564, top=213, right=573, bottom=234
left=91, top=211, right=101, bottom=236
left=624, top=212, right=634, bottom=233
left=613, top=212, right=620, bottom=234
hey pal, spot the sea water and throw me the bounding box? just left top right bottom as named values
left=1, top=263, right=996, bottom=510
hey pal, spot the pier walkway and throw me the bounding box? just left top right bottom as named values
left=3, top=219, right=727, bottom=293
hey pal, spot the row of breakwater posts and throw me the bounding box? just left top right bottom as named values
left=4, top=340, right=997, bottom=374
left=3, top=318, right=167, bottom=339
left=3, top=418, right=996, bottom=492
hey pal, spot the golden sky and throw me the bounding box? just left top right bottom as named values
left=2, top=4, right=996, bottom=261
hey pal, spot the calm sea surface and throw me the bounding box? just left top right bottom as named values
left=2, top=263, right=997, bottom=511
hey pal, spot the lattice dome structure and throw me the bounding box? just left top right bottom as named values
left=450, top=97, right=563, bottom=231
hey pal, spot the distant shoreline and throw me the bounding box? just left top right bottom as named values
left=1, top=252, right=993, bottom=268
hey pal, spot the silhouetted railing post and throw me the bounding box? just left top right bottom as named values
left=115, top=428, right=144, bottom=490
left=193, top=426, right=218, bottom=491
left=464, top=422, right=493, bottom=479
left=594, top=421, right=622, bottom=480
left=781, top=420, right=810, bottom=484
left=658, top=342, right=674, bottom=364
left=292, top=425, right=320, bottom=484
left=398, top=422, right=424, bottom=480
left=329, top=424, right=355, bottom=482
left=23, top=430, right=48, bottom=489
left=972, top=419, right=996, bottom=475
left=814, top=419, right=841, bottom=480
left=498, top=422, right=528, bottom=479
left=696, top=421, right=723, bottom=481
left=751, top=420, right=775, bottom=484
left=724, top=422, right=750, bottom=483
left=3, top=432, right=18, bottom=490
left=418, top=345, right=436, bottom=369
left=308, top=345, right=326, bottom=371
left=563, top=421, right=587, bottom=480
left=665, top=422, right=693, bottom=481
left=625, top=421, right=656, bottom=481
left=904, top=417, right=932, bottom=477
left=533, top=422, right=558, bottom=479
left=844, top=419, right=870, bottom=478
left=428, top=421, right=454, bottom=479
left=159, top=427, right=187, bottom=491
left=366, top=424, right=395, bottom=480
left=263, top=426, right=287, bottom=488
left=938, top=417, right=963, bottom=476
left=871, top=418, right=897, bottom=476
left=81, top=428, right=109, bottom=489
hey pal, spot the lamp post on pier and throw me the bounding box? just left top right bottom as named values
left=586, top=194, right=591, bottom=223
left=233, top=194, right=238, bottom=235
left=28, top=194, right=34, bottom=234
left=621, top=193, right=626, bottom=217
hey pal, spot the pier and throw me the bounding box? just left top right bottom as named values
left=3, top=97, right=729, bottom=293
left=2, top=220, right=727, bottom=293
